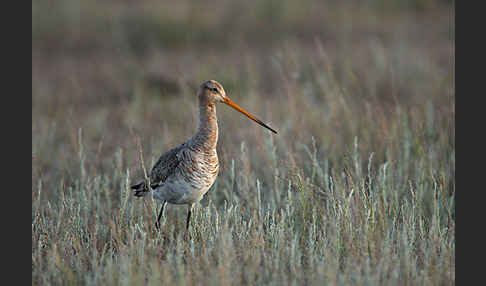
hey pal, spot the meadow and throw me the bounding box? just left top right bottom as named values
left=32, top=0, right=454, bottom=285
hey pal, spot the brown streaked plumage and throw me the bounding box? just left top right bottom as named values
left=131, top=80, right=277, bottom=234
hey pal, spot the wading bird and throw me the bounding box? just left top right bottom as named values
left=131, top=80, right=277, bottom=235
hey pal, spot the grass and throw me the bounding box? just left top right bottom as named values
left=32, top=0, right=454, bottom=285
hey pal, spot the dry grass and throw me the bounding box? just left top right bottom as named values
left=32, top=0, right=454, bottom=285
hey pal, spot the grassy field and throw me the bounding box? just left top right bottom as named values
left=32, top=0, right=454, bottom=285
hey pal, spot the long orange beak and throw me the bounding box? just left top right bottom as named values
left=223, top=97, right=277, bottom=134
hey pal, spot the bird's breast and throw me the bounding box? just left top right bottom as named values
left=178, top=148, right=219, bottom=190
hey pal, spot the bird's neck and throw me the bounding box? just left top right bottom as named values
left=193, top=99, right=218, bottom=151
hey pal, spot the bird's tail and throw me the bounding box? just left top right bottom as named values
left=130, top=180, right=150, bottom=197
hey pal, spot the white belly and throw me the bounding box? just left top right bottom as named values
left=152, top=178, right=214, bottom=204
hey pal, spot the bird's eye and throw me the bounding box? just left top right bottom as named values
left=212, top=87, right=218, bottom=93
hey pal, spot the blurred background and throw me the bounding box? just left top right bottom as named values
left=32, top=1, right=454, bottom=284
left=32, top=0, right=454, bottom=201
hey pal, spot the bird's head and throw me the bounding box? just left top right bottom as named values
left=199, top=80, right=227, bottom=103
left=197, top=80, right=277, bottom=134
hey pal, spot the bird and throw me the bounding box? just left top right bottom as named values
left=131, top=80, right=277, bottom=235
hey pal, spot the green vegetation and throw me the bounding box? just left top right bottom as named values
left=32, top=0, right=454, bottom=285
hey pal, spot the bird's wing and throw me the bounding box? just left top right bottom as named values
left=149, top=144, right=185, bottom=189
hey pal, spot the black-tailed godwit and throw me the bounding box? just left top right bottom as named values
left=131, top=80, right=277, bottom=234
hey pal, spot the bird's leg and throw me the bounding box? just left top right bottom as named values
left=155, top=201, right=166, bottom=230
left=186, top=204, right=194, bottom=231
left=184, top=204, right=194, bottom=240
